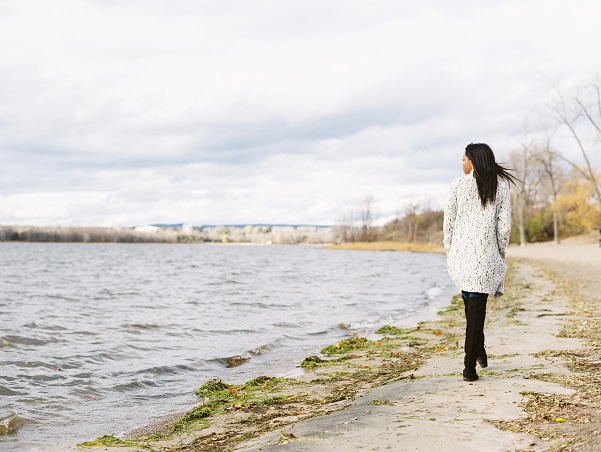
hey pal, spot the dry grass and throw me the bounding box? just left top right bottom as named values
left=325, top=241, right=444, bottom=253
left=485, top=261, right=601, bottom=451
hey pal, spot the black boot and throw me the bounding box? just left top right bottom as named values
left=463, top=291, right=487, bottom=367
left=463, top=368, right=478, bottom=381
left=477, top=350, right=488, bottom=368
left=463, top=292, right=488, bottom=381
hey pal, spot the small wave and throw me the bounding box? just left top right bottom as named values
left=70, top=386, right=105, bottom=400
left=0, top=385, right=24, bottom=396
left=205, top=279, right=242, bottom=285
left=69, top=330, right=100, bottom=337
left=0, top=411, right=28, bottom=435
left=111, top=344, right=154, bottom=353
left=228, top=301, right=289, bottom=309
left=249, top=336, right=287, bottom=356
left=70, top=372, right=94, bottom=379
left=204, top=336, right=289, bottom=369
left=1, top=335, right=50, bottom=346
left=83, top=352, right=118, bottom=363
left=111, top=379, right=160, bottom=392
left=121, top=323, right=163, bottom=331
left=22, top=322, right=68, bottom=332
left=12, top=359, right=65, bottom=371
left=425, top=286, right=443, bottom=299
left=45, top=294, right=80, bottom=302
left=306, top=322, right=351, bottom=335
left=273, top=322, right=303, bottom=328
left=209, top=355, right=252, bottom=368
left=349, top=319, right=386, bottom=330
left=97, top=289, right=141, bottom=296
left=29, top=373, right=67, bottom=383
left=199, top=328, right=264, bottom=336
left=349, top=309, right=422, bottom=330
left=133, top=364, right=196, bottom=377
left=307, top=330, right=328, bottom=336
left=110, top=364, right=199, bottom=383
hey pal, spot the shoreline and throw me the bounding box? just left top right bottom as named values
left=80, top=238, right=601, bottom=451
left=325, top=241, right=445, bottom=254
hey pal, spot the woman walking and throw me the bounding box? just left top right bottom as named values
left=443, top=143, right=516, bottom=382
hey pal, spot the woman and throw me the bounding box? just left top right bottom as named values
left=443, top=143, right=516, bottom=382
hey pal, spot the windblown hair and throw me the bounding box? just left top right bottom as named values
left=465, top=143, right=518, bottom=207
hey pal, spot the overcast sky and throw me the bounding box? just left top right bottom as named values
left=1, top=0, right=600, bottom=227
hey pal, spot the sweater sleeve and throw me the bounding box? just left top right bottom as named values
left=443, top=179, right=459, bottom=252
left=496, top=182, right=512, bottom=259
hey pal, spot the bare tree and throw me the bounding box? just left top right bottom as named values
left=334, top=207, right=356, bottom=243
left=383, top=197, right=435, bottom=243
left=359, top=195, right=375, bottom=242
left=508, top=142, right=542, bottom=246
left=550, top=84, right=601, bottom=209
left=403, top=198, right=431, bottom=243
left=335, top=195, right=378, bottom=243
left=533, top=133, right=566, bottom=244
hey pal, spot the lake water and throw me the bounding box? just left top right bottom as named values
left=0, top=243, right=455, bottom=451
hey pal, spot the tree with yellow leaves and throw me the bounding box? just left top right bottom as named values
left=555, top=169, right=601, bottom=236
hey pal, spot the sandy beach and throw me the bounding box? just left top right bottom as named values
left=81, top=236, right=601, bottom=451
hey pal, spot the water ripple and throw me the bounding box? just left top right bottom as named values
left=0, top=243, right=454, bottom=451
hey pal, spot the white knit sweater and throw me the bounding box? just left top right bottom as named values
left=443, top=171, right=512, bottom=298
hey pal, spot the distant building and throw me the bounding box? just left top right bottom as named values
left=181, top=224, right=194, bottom=234
left=134, top=225, right=159, bottom=233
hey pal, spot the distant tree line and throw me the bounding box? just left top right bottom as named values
left=0, top=225, right=335, bottom=244
left=0, top=226, right=179, bottom=243
left=334, top=197, right=443, bottom=244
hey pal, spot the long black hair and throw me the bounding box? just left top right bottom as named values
left=465, top=143, right=518, bottom=207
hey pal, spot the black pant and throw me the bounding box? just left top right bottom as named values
left=462, top=291, right=487, bottom=371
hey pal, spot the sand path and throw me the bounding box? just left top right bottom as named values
left=507, top=236, right=601, bottom=307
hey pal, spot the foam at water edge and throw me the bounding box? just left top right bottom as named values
left=425, top=286, right=443, bottom=299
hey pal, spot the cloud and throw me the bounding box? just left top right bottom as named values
left=0, top=0, right=600, bottom=225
